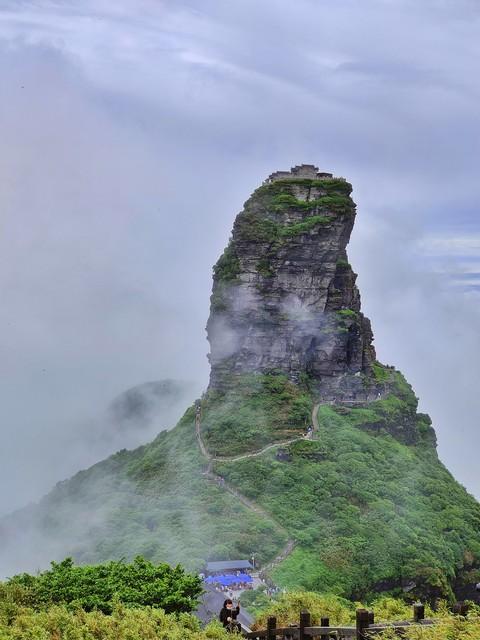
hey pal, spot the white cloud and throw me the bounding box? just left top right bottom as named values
left=419, top=234, right=480, bottom=256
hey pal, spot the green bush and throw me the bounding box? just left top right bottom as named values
left=235, top=179, right=355, bottom=246
left=336, top=309, right=358, bottom=319
left=213, top=244, right=240, bottom=281
left=251, top=592, right=480, bottom=640
left=0, top=603, right=229, bottom=639
left=371, top=361, right=392, bottom=383
left=252, top=590, right=355, bottom=629
left=279, top=215, right=331, bottom=237
left=8, top=556, right=203, bottom=614
left=238, top=587, right=271, bottom=616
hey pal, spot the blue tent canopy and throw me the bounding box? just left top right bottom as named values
left=204, top=573, right=253, bottom=586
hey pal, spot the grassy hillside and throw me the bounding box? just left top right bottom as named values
left=200, top=373, right=312, bottom=456
left=2, top=367, right=479, bottom=602
left=216, top=408, right=480, bottom=600
left=3, top=406, right=284, bottom=575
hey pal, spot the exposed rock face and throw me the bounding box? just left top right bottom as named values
left=206, top=165, right=378, bottom=400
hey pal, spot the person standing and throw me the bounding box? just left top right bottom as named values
left=219, top=598, right=241, bottom=633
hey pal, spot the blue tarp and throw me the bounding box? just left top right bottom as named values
left=204, top=573, right=253, bottom=586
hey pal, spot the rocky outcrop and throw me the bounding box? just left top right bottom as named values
left=207, top=165, right=378, bottom=401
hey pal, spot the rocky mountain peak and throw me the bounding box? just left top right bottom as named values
left=206, top=166, right=377, bottom=401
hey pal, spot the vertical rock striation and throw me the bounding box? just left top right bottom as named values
left=207, top=165, right=377, bottom=401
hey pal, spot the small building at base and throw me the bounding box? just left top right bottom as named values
left=205, top=560, right=253, bottom=575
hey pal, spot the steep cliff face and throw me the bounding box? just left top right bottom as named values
left=207, top=165, right=376, bottom=401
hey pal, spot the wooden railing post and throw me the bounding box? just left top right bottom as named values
left=299, top=610, right=311, bottom=640
left=320, top=617, right=329, bottom=640
left=267, top=615, right=277, bottom=640
left=413, top=603, right=425, bottom=622
left=368, top=611, right=374, bottom=625
left=356, top=608, right=370, bottom=640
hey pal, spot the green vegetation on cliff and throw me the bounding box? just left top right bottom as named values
left=212, top=243, right=240, bottom=281
left=253, top=177, right=353, bottom=200
left=233, top=178, right=354, bottom=246
left=200, top=373, right=312, bottom=456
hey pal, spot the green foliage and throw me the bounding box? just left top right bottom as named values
left=3, top=588, right=480, bottom=640
left=201, top=373, right=312, bottom=456
left=252, top=590, right=356, bottom=628
left=336, top=308, right=358, bottom=319
left=236, top=213, right=279, bottom=243
left=215, top=390, right=480, bottom=601
left=253, top=178, right=353, bottom=199
left=0, top=602, right=229, bottom=639
left=279, top=215, right=331, bottom=237
left=8, top=556, right=202, bottom=614
left=324, top=370, right=425, bottom=444
left=256, top=257, right=275, bottom=277
left=374, top=604, right=480, bottom=640
left=237, top=212, right=331, bottom=244
left=269, top=193, right=353, bottom=216
left=251, top=592, right=480, bottom=640
left=250, top=214, right=330, bottom=278
left=237, top=587, right=271, bottom=617
left=235, top=179, right=355, bottom=246
left=371, top=361, right=392, bottom=383
left=213, top=244, right=240, bottom=281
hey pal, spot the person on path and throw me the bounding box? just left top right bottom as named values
left=219, top=598, right=241, bottom=633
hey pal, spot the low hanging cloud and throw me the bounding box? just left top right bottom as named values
left=0, top=0, right=479, bottom=522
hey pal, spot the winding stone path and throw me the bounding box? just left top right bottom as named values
left=211, top=435, right=309, bottom=463
left=195, top=403, right=321, bottom=576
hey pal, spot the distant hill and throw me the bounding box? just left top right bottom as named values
left=108, top=379, right=194, bottom=434
left=1, top=165, right=479, bottom=601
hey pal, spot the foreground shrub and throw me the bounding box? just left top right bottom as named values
left=0, top=604, right=229, bottom=639
left=252, top=592, right=480, bottom=639
left=6, top=556, right=202, bottom=614
left=252, top=591, right=355, bottom=629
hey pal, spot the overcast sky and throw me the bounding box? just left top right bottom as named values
left=0, top=0, right=479, bottom=515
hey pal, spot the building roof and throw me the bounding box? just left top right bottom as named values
left=206, top=560, right=253, bottom=572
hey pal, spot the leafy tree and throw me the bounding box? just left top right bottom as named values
left=9, top=556, right=203, bottom=614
